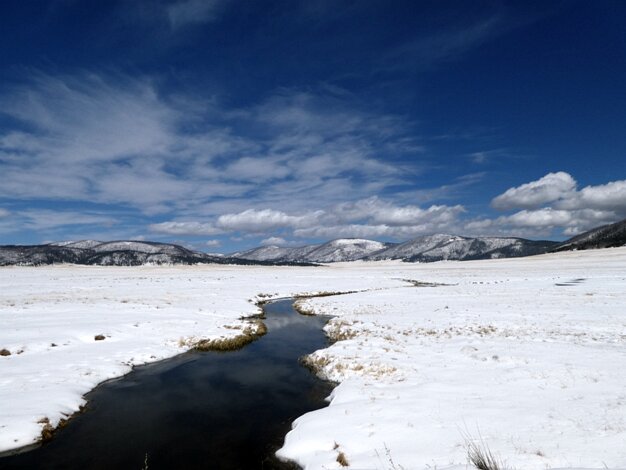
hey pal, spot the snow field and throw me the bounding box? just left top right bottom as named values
left=0, top=264, right=403, bottom=453
left=1, top=248, right=625, bottom=470
left=277, top=248, right=626, bottom=469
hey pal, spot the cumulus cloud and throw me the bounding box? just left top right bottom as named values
left=205, top=239, right=221, bottom=247
left=574, top=180, right=626, bottom=212
left=216, top=209, right=324, bottom=233
left=151, top=197, right=467, bottom=241
left=467, top=172, right=626, bottom=238
left=505, top=208, right=573, bottom=228
left=491, top=172, right=577, bottom=210
left=331, top=197, right=465, bottom=227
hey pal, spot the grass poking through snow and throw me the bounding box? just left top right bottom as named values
left=467, top=438, right=508, bottom=470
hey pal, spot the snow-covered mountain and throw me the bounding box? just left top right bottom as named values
left=0, top=241, right=308, bottom=267
left=6, top=217, right=623, bottom=267
left=231, top=239, right=394, bottom=263
left=231, top=244, right=322, bottom=262
left=553, top=218, right=626, bottom=252
left=365, top=234, right=557, bottom=262
left=232, top=235, right=557, bottom=263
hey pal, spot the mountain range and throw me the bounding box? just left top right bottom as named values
left=231, top=234, right=558, bottom=263
left=0, top=240, right=311, bottom=267
left=1, top=218, right=624, bottom=266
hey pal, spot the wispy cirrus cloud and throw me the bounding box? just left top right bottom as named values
left=386, top=15, right=502, bottom=68
left=0, top=209, right=121, bottom=239
left=167, top=0, right=227, bottom=29
left=0, top=70, right=429, bottom=240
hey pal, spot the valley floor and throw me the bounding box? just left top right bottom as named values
left=1, top=248, right=625, bottom=469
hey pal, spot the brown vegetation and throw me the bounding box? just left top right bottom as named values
left=336, top=451, right=349, bottom=467
left=37, top=405, right=86, bottom=443
left=467, top=439, right=507, bottom=470
left=191, top=320, right=268, bottom=352
left=401, top=279, right=453, bottom=287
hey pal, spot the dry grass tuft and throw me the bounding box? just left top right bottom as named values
left=37, top=407, right=84, bottom=443
left=300, top=354, right=332, bottom=373
left=325, top=320, right=359, bottom=341
left=401, top=279, right=453, bottom=287
left=292, top=299, right=316, bottom=316
left=191, top=319, right=268, bottom=352
left=336, top=451, right=349, bottom=467
left=0, top=348, right=11, bottom=356
left=294, top=290, right=359, bottom=300
left=40, top=421, right=54, bottom=441
left=94, top=334, right=106, bottom=341
left=291, top=289, right=363, bottom=317
left=467, top=439, right=507, bottom=470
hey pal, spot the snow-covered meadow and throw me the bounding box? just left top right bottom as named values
left=1, top=248, right=625, bottom=469
left=279, top=248, right=626, bottom=469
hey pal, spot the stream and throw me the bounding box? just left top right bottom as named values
left=0, top=299, right=333, bottom=470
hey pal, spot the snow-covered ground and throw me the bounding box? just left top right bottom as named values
left=0, top=264, right=402, bottom=454
left=278, top=248, right=626, bottom=469
left=1, top=248, right=625, bottom=469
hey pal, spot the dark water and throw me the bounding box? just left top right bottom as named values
left=0, top=299, right=333, bottom=470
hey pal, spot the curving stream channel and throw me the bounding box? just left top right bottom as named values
left=0, top=299, right=334, bottom=470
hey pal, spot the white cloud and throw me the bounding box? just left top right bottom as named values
left=471, top=152, right=487, bottom=164
left=0, top=208, right=9, bottom=217
left=1, top=73, right=173, bottom=163
left=205, top=239, right=221, bottom=247
left=149, top=221, right=222, bottom=236
left=167, top=0, right=226, bottom=29
left=0, top=209, right=120, bottom=237
left=294, top=224, right=393, bottom=240
left=484, top=172, right=626, bottom=237
left=216, top=209, right=323, bottom=233
left=465, top=207, right=618, bottom=239
left=0, top=71, right=423, bottom=221
left=385, top=15, right=502, bottom=69
left=148, top=196, right=467, bottom=242
left=505, top=208, right=573, bottom=228
left=491, top=172, right=577, bottom=210
left=331, top=197, right=465, bottom=227
left=575, top=180, right=626, bottom=212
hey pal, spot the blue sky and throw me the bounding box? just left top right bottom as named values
left=1, top=0, right=625, bottom=252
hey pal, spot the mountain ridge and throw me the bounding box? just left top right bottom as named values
left=2, top=218, right=625, bottom=266
left=232, top=235, right=558, bottom=263
left=552, top=219, right=626, bottom=252
left=0, top=240, right=315, bottom=267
